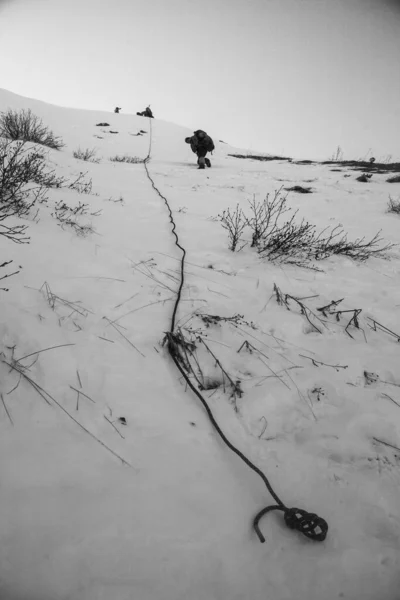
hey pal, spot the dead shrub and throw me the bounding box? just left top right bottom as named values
left=110, top=155, right=144, bottom=164
left=387, top=195, right=400, bottom=214
left=219, top=188, right=395, bottom=266
left=73, top=148, right=100, bottom=163
left=0, top=108, right=64, bottom=150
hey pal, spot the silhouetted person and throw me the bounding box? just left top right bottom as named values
left=114, top=107, right=121, bottom=113
left=136, top=106, right=154, bottom=118
left=185, top=130, right=215, bottom=169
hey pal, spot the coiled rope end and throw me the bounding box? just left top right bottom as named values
left=253, top=504, right=328, bottom=544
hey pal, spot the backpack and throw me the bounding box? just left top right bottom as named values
left=194, top=130, right=215, bottom=153
left=206, top=136, right=215, bottom=153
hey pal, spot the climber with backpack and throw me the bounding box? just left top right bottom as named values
left=185, top=130, right=215, bottom=169
left=137, top=105, right=154, bottom=118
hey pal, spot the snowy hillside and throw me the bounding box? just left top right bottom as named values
left=0, top=88, right=399, bottom=600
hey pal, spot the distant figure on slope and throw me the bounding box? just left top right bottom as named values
left=185, top=130, right=215, bottom=169
left=114, top=107, right=121, bottom=113
left=136, top=106, right=154, bottom=118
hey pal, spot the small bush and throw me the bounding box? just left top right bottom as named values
left=314, top=227, right=393, bottom=261
left=73, top=148, right=100, bottom=163
left=68, top=172, right=93, bottom=194
left=0, top=138, right=66, bottom=248
left=285, top=185, right=313, bottom=193
left=0, top=218, right=29, bottom=245
left=218, top=188, right=395, bottom=266
left=356, top=173, right=373, bottom=182
left=0, top=139, right=67, bottom=244
left=110, top=155, right=144, bottom=164
left=105, top=195, right=124, bottom=204
left=129, top=131, right=146, bottom=137
left=330, top=146, right=344, bottom=161
left=0, top=260, right=21, bottom=292
left=388, top=195, right=400, bottom=214
left=0, top=139, right=64, bottom=214
left=246, top=189, right=290, bottom=248
left=218, top=204, right=247, bottom=251
left=258, top=219, right=316, bottom=266
left=0, top=108, right=64, bottom=150
left=246, top=189, right=319, bottom=266
left=228, top=153, right=292, bottom=162
left=54, top=200, right=89, bottom=217
left=387, top=175, right=400, bottom=183
left=51, top=200, right=95, bottom=237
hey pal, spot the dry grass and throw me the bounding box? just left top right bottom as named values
left=110, top=155, right=144, bottom=164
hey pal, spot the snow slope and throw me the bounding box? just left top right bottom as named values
left=0, top=88, right=399, bottom=600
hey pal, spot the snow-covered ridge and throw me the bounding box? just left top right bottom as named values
left=0, top=88, right=399, bottom=600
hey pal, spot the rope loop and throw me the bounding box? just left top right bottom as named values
left=253, top=504, right=328, bottom=543
left=284, top=507, right=328, bottom=541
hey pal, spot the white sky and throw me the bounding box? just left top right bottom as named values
left=0, top=0, right=399, bottom=160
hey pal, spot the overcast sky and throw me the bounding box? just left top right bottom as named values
left=0, top=0, right=399, bottom=160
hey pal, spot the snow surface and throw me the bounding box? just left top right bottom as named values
left=0, top=88, right=399, bottom=600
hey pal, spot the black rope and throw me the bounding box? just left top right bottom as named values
left=142, top=119, right=328, bottom=544
left=144, top=121, right=185, bottom=333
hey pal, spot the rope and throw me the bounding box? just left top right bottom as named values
left=143, top=121, right=185, bottom=333
left=142, top=118, right=328, bottom=544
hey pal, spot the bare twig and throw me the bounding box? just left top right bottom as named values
left=286, top=294, right=324, bottom=333
left=258, top=416, right=268, bottom=439
left=131, top=264, right=175, bottom=293
left=285, top=369, right=317, bottom=421
left=179, top=333, right=206, bottom=389
left=316, top=298, right=344, bottom=316
left=69, top=385, right=95, bottom=403
left=1, top=392, right=14, bottom=425
left=69, top=276, right=125, bottom=282
left=235, top=324, right=301, bottom=365
left=40, top=281, right=94, bottom=316
left=299, top=354, right=348, bottom=371
left=0, top=269, right=20, bottom=282
left=103, top=317, right=145, bottom=357
left=198, top=312, right=247, bottom=328
left=18, top=355, right=39, bottom=371
left=15, top=343, right=75, bottom=363
left=6, top=372, right=22, bottom=395
left=199, top=338, right=242, bottom=399
left=330, top=308, right=365, bottom=340
left=1, top=358, right=132, bottom=466
left=3, top=359, right=51, bottom=405
left=273, top=283, right=290, bottom=309
left=104, top=415, right=125, bottom=439
left=274, top=284, right=324, bottom=333
left=111, top=296, right=173, bottom=324
left=373, top=437, right=400, bottom=453
left=366, top=317, right=400, bottom=342
left=238, top=340, right=290, bottom=389
left=114, top=292, right=140, bottom=309
left=381, top=393, right=400, bottom=409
